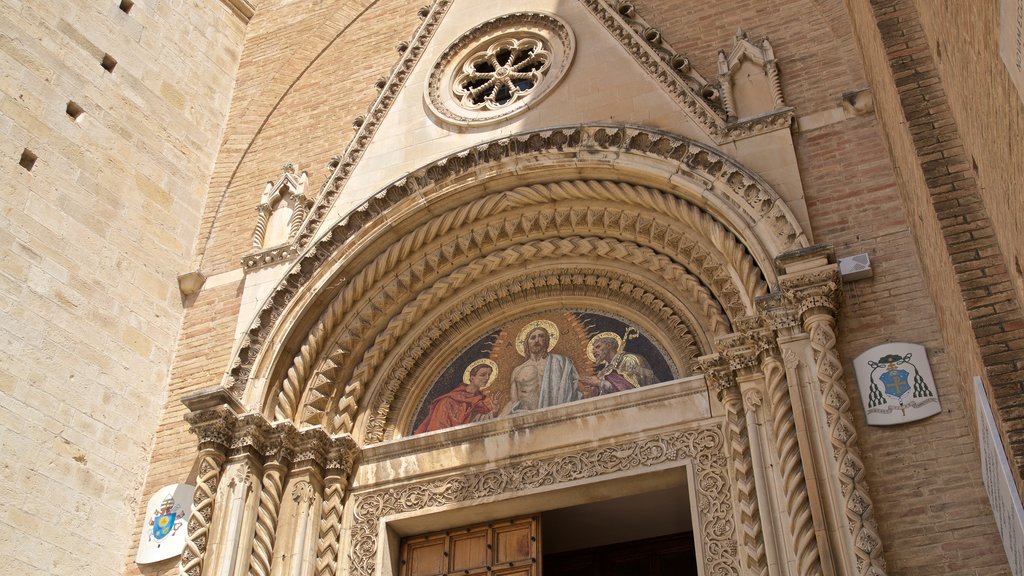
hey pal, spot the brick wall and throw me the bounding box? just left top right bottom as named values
left=847, top=0, right=1024, bottom=516
left=0, top=1, right=245, bottom=574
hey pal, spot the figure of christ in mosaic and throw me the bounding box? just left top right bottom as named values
left=410, top=311, right=676, bottom=435
left=414, top=359, right=503, bottom=434
left=580, top=329, right=656, bottom=397
left=501, top=320, right=582, bottom=415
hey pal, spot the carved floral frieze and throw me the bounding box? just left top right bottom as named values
left=348, top=426, right=738, bottom=576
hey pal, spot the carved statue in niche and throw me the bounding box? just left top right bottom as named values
left=410, top=310, right=676, bottom=434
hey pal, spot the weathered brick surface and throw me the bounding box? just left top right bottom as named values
left=192, top=0, right=423, bottom=274
left=913, top=2, right=1024, bottom=312
left=0, top=1, right=245, bottom=574
left=848, top=0, right=1024, bottom=507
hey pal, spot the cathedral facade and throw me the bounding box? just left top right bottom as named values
left=2, top=1, right=1023, bottom=575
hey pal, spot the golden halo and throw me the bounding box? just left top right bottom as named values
left=463, top=358, right=498, bottom=388
left=515, top=320, right=560, bottom=357
left=586, top=332, right=623, bottom=362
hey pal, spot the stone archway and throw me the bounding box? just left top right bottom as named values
left=178, top=125, right=887, bottom=576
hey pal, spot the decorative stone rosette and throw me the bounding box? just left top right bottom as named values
left=426, top=12, right=575, bottom=125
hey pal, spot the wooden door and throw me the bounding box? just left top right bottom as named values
left=400, top=516, right=539, bottom=576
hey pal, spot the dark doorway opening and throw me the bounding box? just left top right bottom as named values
left=540, top=485, right=698, bottom=576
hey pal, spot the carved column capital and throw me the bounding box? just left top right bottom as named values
left=774, top=245, right=842, bottom=321
left=183, top=388, right=245, bottom=452
left=697, top=354, right=737, bottom=399
left=717, top=316, right=780, bottom=372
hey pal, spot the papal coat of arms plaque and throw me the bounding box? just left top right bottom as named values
left=853, top=342, right=941, bottom=426
left=136, top=483, right=194, bottom=564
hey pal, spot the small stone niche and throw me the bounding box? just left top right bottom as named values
left=251, top=163, right=311, bottom=251
left=101, top=54, right=117, bottom=72
left=119, top=0, right=133, bottom=14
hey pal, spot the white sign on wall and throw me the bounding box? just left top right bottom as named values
left=976, top=376, right=1024, bottom=576
left=853, top=342, right=940, bottom=426
left=1001, top=0, right=1024, bottom=104
left=136, top=483, right=194, bottom=564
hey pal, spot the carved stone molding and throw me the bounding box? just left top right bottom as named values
left=283, top=228, right=735, bottom=429
left=696, top=353, right=768, bottom=575
left=179, top=450, right=225, bottom=576
left=261, top=179, right=774, bottom=429
left=610, top=1, right=714, bottom=97
left=348, top=427, right=738, bottom=576
left=715, top=316, right=779, bottom=372
left=259, top=177, right=774, bottom=426
left=698, top=354, right=737, bottom=396
left=762, top=353, right=820, bottom=576
left=231, top=126, right=806, bottom=408
left=248, top=459, right=285, bottom=576
left=773, top=245, right=887, bottom=576
left=242, top=245, right=301, bottom=272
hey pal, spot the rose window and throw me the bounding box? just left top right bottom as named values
left=454, top=38, right=551, bottom=110
left=426, top=13, right=574, bottom=125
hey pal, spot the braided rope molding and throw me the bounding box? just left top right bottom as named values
left=179, top=451, right=225, bottom=576
left=273, top=185, right=749, bottom=418
left=506, top=181, right=765, bottom=305
left=315, top=473, right=346, bottom=576
left=270, top=184, right=764, bottom=421
left=276, top=235, right=724, bottom=430
left=231, top=125, right=806, bottom=399
left=359, top=266, right=709, bottom=442
left=764, top=353, right=821, bottom=576
left=348, top=426, right=737, bottom=576
left=340, top=236, right=718, bottom=413
left=246, top=460, right=285, bottom=576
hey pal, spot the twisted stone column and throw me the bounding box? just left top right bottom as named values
left=248, top=457, right=287, bottom=576
left=763, top=352, right=820, bottom=576
left=776, top=246, right=886, bottom=576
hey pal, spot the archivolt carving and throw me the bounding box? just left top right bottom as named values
left=504, top=181, right=765, bottom=305
left=290, top=238, right=718, bottom=434
left=233, top=126, right=805, bottom=402
left=361, top=266, right=709, bottom=442
left=281, top=234, right=729, bottom=432
left=269, top=181, right=766, bottom=423
left=348, top=427, right=737, bottom=576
